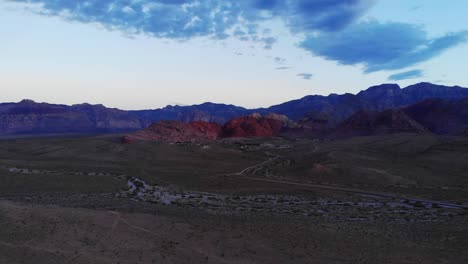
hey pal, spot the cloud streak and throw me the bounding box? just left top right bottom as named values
left=297, top=73, right=313, bottom=80
left=388, top=69, right=423, bottom=81
left=274, top=56, right=287, bottom=64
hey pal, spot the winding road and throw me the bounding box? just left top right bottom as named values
left=231, top=146, right=467, bottom=210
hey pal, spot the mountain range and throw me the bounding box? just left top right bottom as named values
left=1, top=82, right=468, bottom=136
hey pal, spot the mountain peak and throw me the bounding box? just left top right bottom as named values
left=19, top=99, right=37, bottom=104
left=72, top=102, right=105, bottom=108
left=358, top=83, right=401, bottom=95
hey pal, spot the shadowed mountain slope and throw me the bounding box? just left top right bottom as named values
left=404, top=98, right=468, bottom=135
left=333, top=109, right=428, bottom=138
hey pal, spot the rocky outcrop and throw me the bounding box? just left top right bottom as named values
left=123, top=113, right=296, bottom=142
left=122, top=120, right=222, bottom=143
left=221, top=113, right=288, bottom=138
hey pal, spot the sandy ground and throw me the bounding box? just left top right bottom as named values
left=0, top=199, right=467, bottom=264
left=0, top=134, right=467, bottom=263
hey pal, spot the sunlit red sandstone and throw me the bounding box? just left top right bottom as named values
left=122, top=113, right=291, bottom=143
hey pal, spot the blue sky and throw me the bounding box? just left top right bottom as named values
left=1, top=0, right=467, bottom=109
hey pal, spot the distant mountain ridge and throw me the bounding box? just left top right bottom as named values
left=0, top=100, right=144, bottom=134
left=0, top=100, right=249, bottom=135
left=131, top=102, right=249, bottom=127
left=262, top=82, right=468, bottom=122
left=1, top=82, right=468, bottom=136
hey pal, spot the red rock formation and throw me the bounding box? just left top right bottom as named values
left=122, top=113, right=295, bottom=142
left=221, top=113, right=286, bottom=138
left=122, top=120, right=222, bottom=143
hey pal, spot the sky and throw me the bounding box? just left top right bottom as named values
left=1, top=0, right=467, bottom=110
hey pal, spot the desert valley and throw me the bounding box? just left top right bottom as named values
left=0, top=82, right=467, bottom=263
